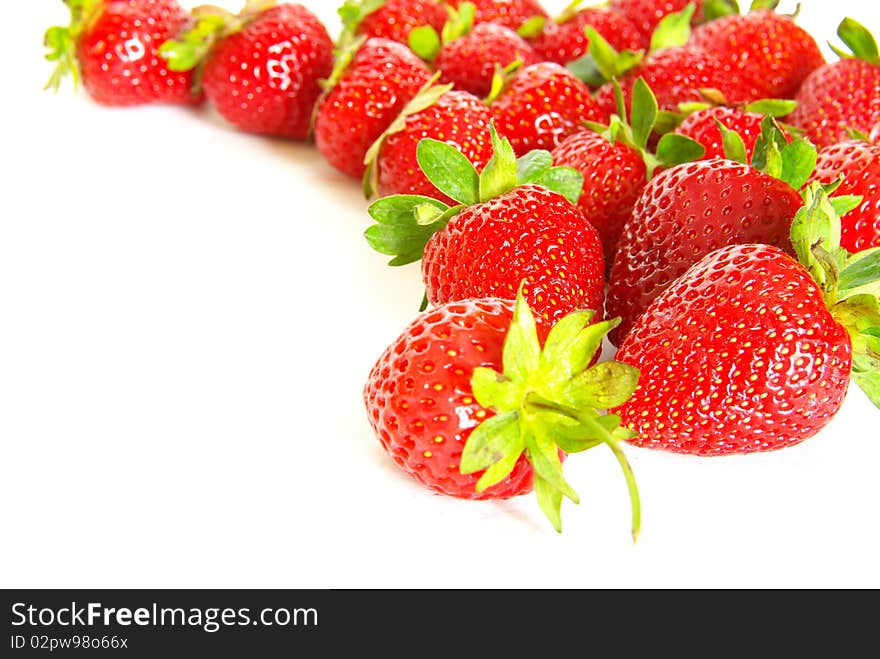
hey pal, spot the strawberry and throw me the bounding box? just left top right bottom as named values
left=789, top=18, right=880, bottom=149
left=552, top=78, right=706, bottom=268
left=44, top=0, right=200, bottom=106
left=366, top=126, right=605, bottom=326
left=552, top=132, right=646, bottom=269
left=434, top=22, right=539, bottom=98
left=582, top=6, right=762, bottom=116
left=672, top=100, right=796, bottom=162
left=364, top=289, right=642, bottom=534
left=338, top=0, right=448, bottom=47
left=606, top=119, right=813, bottom=345
left=363, top=83, right=495, bottom=203
left=595, top=46, right=762, bottom=116
left=160, top=2, right=334, bottom=139
left=446, top=0, right=549, bottom=32
left=609, top=0, right=704, bottom=49
left=408, top=4, right=539, bottom=98
left=489, top=62, right=609, bottom=155
left=808, top=139, right=880, bottom=252
left=689, top=9, right=824, bottom=99
left=613, top=186, right=880, bottom=455
left=531, top=5, right=644, bottom=67
left=313, top=37, right=431, bottom=179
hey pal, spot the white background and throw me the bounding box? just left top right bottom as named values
left=2, top=1, right=879, bottom=589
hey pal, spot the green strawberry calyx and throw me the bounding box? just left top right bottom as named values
left=703, top=0, right=790, bottom=19
left=409, top=1, right=475, bottom=61
left=365, top=123, right=583, bottom=265
left=829, top=18, right=880, bottom=66
left=655, top=94, right=799, bottom=135
left=726, top=115, right=817, bottom=190
left=566, top=25, right=643, bottom=88
left=158, top=3, right=266, bottom=77
left=566, top=3, right=698, bottom=88
left=790, top=183, right=880, bottom=409
left=337, top=0, right=387, bottom=50
left=584, top=77, right=706, bottom=178
left=361, top=74, right=454, bottom=199
left=461, top=286, right=642, bottom=536
left=43, top=0, right=103, bottom=92
left=554, top=0, right=588, bottom=25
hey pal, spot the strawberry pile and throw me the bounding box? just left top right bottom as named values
left=45, top=0, right=880, bottom=537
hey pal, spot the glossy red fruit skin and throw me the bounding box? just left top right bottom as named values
left=674, top=106, right=790, bottom=161
left=436, top=23, right=539, bottom=98
left=789, top=59, right=880, bottom=149
left=491, top=63, right=610, bottom=156
left=614, top=244, right=852, bottom=456
left=314, top=39, right=431, bottom=179
left=200, top=4, right=333, bottom=138
left=447, top=0, right=548, bottom=31
left=77, top=0, right=200, bottom=106
left=808, top=140, right=880, bottom=252
left=690, top=10, right=824, bottom=99
left=423, top=185, right=606, bottom=327
left=609, top=0, right=704, bottom=49
left=606, top=159, right=803, bottom=345
left=364, top=298, right=536, bottom=500
left=356, top=0, right=447, bottom=45
left=551, top=131, right=647, bottom=268
left=532, top=8, right=644, bottom=66
left=377, top=91, right=495, bottom=203
left=596, top=47, right=762, bottom=115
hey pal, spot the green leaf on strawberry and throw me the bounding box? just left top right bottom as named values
left=567, top=27, right=643, bottom=88
left=517, top=16, right=547, bottom=39
left=790, top=183, right=880, bottom=408
left=408, top=25, right=442, bottom=61
left=749, top=0, right=780, bottom=12
left=584, top=77, right=706, bottom=176
left=831, top=17, right=880, bottom=64
left=702, top=0, right=741, bottom=21
left=751, top=115, right=817, bottom=190
left=649, top=2, right=696, bottom=52
left=366, top=121, right=586, bottom=265
left=338, top=0, right=387, bottom=49
left=462, top=288, right=642, bottom=534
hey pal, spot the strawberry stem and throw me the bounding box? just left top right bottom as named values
left=526, top=394, right=641, bottom=541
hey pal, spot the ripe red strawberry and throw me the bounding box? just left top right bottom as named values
left=313, top=38, right=431, bottom=179
left=609, top=0, right=704, bottom=49
left=447, top=0, right=549, bottom=31
left=532, top=6, right=644, bottom=66
left=690, top=10, right=824, bottom=99
left=808, top=140, right=880, bottom=252
left=44, top=0, right=200, bottom=106
left=364, top=85, right=495, bottom=203
left=552, top=132, right=646, bottom=269
left=596, top=46, right=763, bottom=116
left=339, top=0, right=448, bottom=46
left=364, top=290, right=642, bottom=534
left=435, top=22, right=539, bottom=98
left=550, top=78, right=707, bottom=268
left=606, top=123, right=814, bottom=345
left=367, top=126, right=605, bottom=325
left=489, top=62, right=609, bottom=155
left=160, top=3, right=334, bottom=138
left=613, top=187, right=880, bottom=455
left=789, top=18, right=880, bottom=149
left=673, top=102, right=795, bottom=162
left=424, top=183, right=604, bottom=325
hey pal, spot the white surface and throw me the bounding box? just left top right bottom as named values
left=2, top=1, right=879, bottom=589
